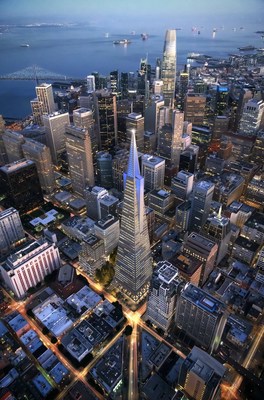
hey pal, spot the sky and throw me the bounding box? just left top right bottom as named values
left=0, top=0, right=263, bottom=32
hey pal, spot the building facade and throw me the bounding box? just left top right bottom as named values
left=115, top=130, right=152, bottom=303
left=0, top=239, right=61, bottom=298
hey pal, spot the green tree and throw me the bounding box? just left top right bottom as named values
left=95, top=262, right=115, bottom=286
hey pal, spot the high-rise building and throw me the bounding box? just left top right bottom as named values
left=252, top=130, right=264, bottom=164
left=73, top=107, right=97, bottom=158
left=183, top=232, right=218, bottom=285
left=178, top=67, right=189, bottom=109
left=212, top=116, right=229, bottom=145
left=191, top=180, right=215, bottom=231
left=148, top=189, right=175, bottom=226
left=144, top=96, right=165, bottom=134
left=179, top=145, right=199, bottom=173
left=2, top=130, right=25, bottom=163
left=171, top=170, right=194, bottom=202
left=42, top=111, right=70, bottom=165
left=110, top=70, right=119, bottom=95
left=238, top=99, right=264, bottom=137
left=157, top=109, right=184, bottom=183
left=85, top=186, right=108, bottom=220
left=202, top=210, right=231, bottom=265
left=31, top=83, right=56, bottom=124
left=184, top=94, right=206, bottom=125
left=65, top=125, right=94, bottom=198
left=0, top=207, right=25, bottom=257
left=141, top=154, right=165, bottom=192
left=35, top=83, right=56, bottom=114
left=191, top=125, right=212, bottom=169
left=93, top=89, right=118, bottom=151
left=175, top=284, right=227, bottom=352
left=87, top=75, right=96, bottom=93
left=94, top=214, right=120, bottom=256
left=178, top=346, right=226, bottom=400
left=126, top=112, right=144, bottom=152
left=175, top=200, right=192, bottom=232
left=161, top=29, right=176, bottom=107
left=96, top=151, right=113, bottom=188
left=78, top=234, right=105, bottom=277
left=22, top=138, right=55, bottom=194
left=0, top=239, right=61, bottom=298
left=115, top=130, right=152, bottom=303
left=0, top=159, right=43, bottom=214
left=146, top=260, right=181, bottom=333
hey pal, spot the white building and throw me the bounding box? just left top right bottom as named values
left=94, top=214, right=120, bottom=255
left=0, top=239, right=61, bottom=298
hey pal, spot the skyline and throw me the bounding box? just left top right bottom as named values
left=1, top=0, right=264, bottom=32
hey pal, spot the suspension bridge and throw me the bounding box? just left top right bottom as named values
left=0, top=65, right=84, bottom=81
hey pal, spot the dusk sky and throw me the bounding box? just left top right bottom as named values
left=1, top=0, right=263, bottom=32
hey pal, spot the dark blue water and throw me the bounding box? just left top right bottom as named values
left=0, top=24, right=263, bottom=118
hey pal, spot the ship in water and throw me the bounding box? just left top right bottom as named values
left=141, top=33, right=148, bottom=40
left=238, top=45, right=256, bottom=51
left=20, top=44, right=30, bottom=47
left=113, top=39, right=131, bottom=45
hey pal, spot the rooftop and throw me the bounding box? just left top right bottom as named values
left=181, top=284, right=225, bottom=315
left=0, top=159, right=34, bottom=174
left=157, top=261, right=178, bottom=284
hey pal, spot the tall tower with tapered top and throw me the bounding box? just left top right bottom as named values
left=115, top=130, right=152, bottom=304
left=161, top=29, right=177, bottom=107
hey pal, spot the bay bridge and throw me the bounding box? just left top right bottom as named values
left=0, top=65, right=84, bottom=82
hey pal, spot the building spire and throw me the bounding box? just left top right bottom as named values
left=127, top=129, right=141, bottom=178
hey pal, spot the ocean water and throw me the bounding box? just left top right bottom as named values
left=0, top=23, right=263, bottom=118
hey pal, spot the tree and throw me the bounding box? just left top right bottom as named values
left=95, top=262, right=115, bottom=286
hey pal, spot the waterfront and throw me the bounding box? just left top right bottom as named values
left=0, top=22, right=263, bottom=118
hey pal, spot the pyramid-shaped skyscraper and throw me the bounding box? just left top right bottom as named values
left=115, top=130, right=152, bottom=303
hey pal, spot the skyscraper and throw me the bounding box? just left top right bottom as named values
left=0, top=207, right=25, bottom=257
left=22, top=138, right=55, bottom=194
left=238, top=98, right=264, bottom=137
left=191, top=180, right=215, bottom=231
left=141, top=154, right=165, bottom=192
left=157, top=109, right=184, bottom=183
left=72, top=107, right=97, bottom=158
left=87, top=75, right=96, bottom=93
left=35, top=83, right=56, bottom=115
left=175, top=284, right=226, bottom=353
left=161, top=29, right=176, bottom=107
left=42, top=111, right=70, bottom=165
left=93, top=89, right=117, bottom=151
left=65, top=125, right=94, bottom=198
left=31, top=83, right=56, bottom=124
left=146, top=260, right=181, bottom=333
left=0, top=159, right=44, bottom=214
left=115, top=131, right=152, bottom=303
left=2, top=130, right=25, bottom=163
left=126, top=112, right=145, bottom=152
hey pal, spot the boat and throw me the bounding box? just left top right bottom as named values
left=105, top=32, right=109, bottom=38
left=113, top=39, right=131, bottom=45
left=141, top=33, right=148, bottom=40
left=238, top=45, right=256, bottom=51
left=131, top=31, right=136, bottom=35
left=20, top=44, right=29, bottom=47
